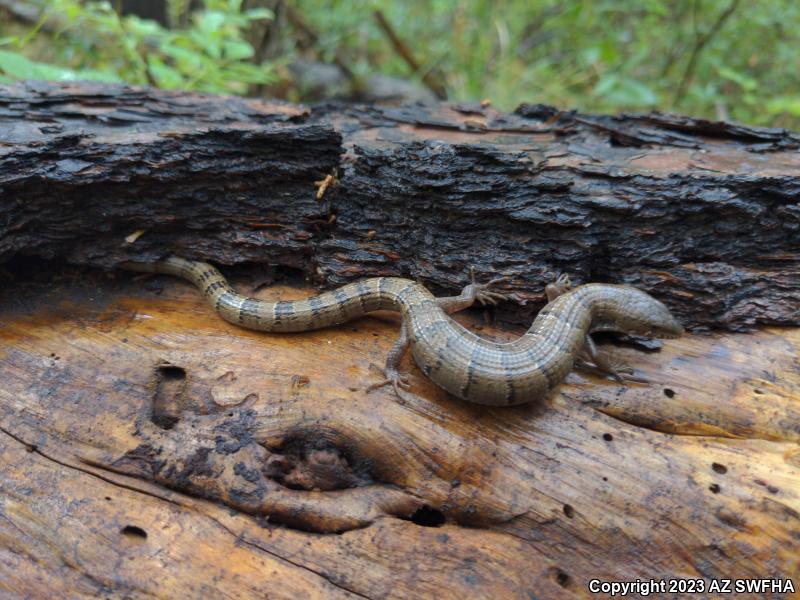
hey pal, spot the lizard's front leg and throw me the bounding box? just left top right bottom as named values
left=437, top=267, right=517, bottom=313
left=545, top=273, right=572, bottom=303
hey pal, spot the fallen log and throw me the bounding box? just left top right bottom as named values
left=0, top=82, right=798, bottom=598
left=1, top=82, right=798, bottom=331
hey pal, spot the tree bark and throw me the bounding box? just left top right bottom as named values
left=1, top=82, right=798, bottom=598
left=2, top=82, right=799, bottom=331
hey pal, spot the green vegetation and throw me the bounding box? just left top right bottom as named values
left=1, top=0, right=799, bottom=128
left=0, top=0, right=275, bottom=93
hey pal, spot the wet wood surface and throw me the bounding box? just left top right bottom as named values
left=0, top=266, right=798, bottom=598
left=0, top=82, right=799, bottom=598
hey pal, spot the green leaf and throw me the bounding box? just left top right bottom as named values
left=766, top=96, right=800, bottom=116
left=0, top=50, right=77, bottom=80
left=717, top=66, right=757, bottom=92
left=593, top=74, right=658, bottom=106
left=0, top=50, right=38, bottom=79
left=147, top=55, right=185, bottom=88
left=582, top=46, right=601, bottom=65
left=221, top=62, right=274, bottom=84
left=0, top=50, right=121, bottom=82
left=593, top=73, right=618, bottom=96
left=196, top=11, right=227, bottom=33
left=123, top=16, right=164, bottom=38
left=598, top=39, right=619, bottom=64
left=188, top=28, right=222, bottom=60
left=223, top=40, right=254, bottom=61
left=162, top=42, right=206, bottom=70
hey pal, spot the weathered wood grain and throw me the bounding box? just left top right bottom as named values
left=1, top=266, right=798, bottom=598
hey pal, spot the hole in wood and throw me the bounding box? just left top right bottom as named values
left=712, top=463, right=728, bottom=475
left=753, top=388, right=764, bottom=395
left=603, top=433, right=613, bottom=442
left=409, top=505, right=446, bottom=527
left=555, top=569, right=572, bottom=588
left=158, top=365, right=186, bottom=381
left=262, top=437, right=367, bottom=491
left=709, top=484, right=721, bottom=494
left=563, top=504, right=575, bottom=518
left=152, top=364, right=186, bottom=430
left=663, top=388, right=675, bottom=398
left=120, top=525, right=147, bottom=541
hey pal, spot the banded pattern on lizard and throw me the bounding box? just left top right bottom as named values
left=123, top=257, right=683, bottom=406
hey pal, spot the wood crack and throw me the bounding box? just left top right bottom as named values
left=591, top=405, right=800, bottom=444
left=0, top=426, right=372, bottom=598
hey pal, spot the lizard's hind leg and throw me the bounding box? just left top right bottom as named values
left=366, top=326, right=412, bottom=399
left=577, top=335, right=652, bottom=383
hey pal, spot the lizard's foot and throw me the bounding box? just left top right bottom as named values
left=578, top=333, right=650, bottom=384
left=366, top=363, right=412, bottom=398
left=468, top=267, right=521, bottom=305
left=553, top=272, right=572, bottom=288
left=604, top=359, right=635, bottom=383
left=545, top=272, right=573, bottom=302
left=596, top=355, right=634, bottom=382
left=576, top=358, right=645, bottom=383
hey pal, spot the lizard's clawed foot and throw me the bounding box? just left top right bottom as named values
left=467, top=267, right=521, bottom=305
left=611, top=363, right=651, bottom=384
left=605, top=360, right=636, bottom=383
left=582, top=360, right=648, bottom=384
left=575, top=353, right=640, bottom=383
left=553, top=273, right=572, bottom=288
left=366, top=363, right=412, bottom=398
left=545, top=272, right=573, bottom=302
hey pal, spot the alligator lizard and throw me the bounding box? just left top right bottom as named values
left=123, top=257, right=683, bottom=406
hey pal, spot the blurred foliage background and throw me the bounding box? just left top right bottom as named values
left=1, top=0, right=799, bottom=128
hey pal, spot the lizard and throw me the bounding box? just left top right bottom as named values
left=122, top=257, right=683, bottom=406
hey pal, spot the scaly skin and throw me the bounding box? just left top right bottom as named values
left=123, top=257, right=683, bottom=406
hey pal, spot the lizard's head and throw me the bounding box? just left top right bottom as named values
left=612, top=287, right=684, bottom=339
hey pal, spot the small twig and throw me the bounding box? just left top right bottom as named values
left=372, top=9, right=447, bottom=100
left=672, top=0, right=741, bottom=106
